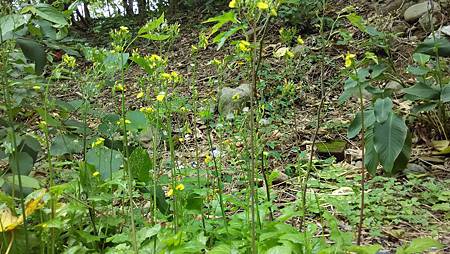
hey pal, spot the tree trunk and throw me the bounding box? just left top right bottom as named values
left=137, top=0, right=146, bottom=19
left=83, top=2, right=91, bottom=22
left=123, top=0, right=133, bottom=15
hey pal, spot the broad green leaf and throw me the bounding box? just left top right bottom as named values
left=374, top=113, right=407, bottom=173
left=33, top=5, right=68, bottom=27
left=5, top=175, right=40, bottom=189
left=126, top=110, right=148, bottom=131
left=9, top=152, right=33, bottom=175
left=136, top=224, right=161, bottom=246
left=16, top=38, right=46, bottom=75
left=0, top=14, right=28, bottom=41
left=364, top=128, right=379, bottom=176
left=128, top=147, right=151, bottom=183
left=139, top=33, right=171, bottom=41
left=441, top=85, right=450, bottom=103
left=403, top=82, right=440, bottom=100
left=203, top=11, right=239, bottom=37
left=185, top=193, right=203, bottom=212
left=86, top=147, right=123, bottom=180
left=103, top=52, right=129, bottom=73
left=396, top=238, right=442, bottom=254
left=412, top=53, right=430, bottom=65
left=411, top=102, right=437, bottom=113
left=406, top=66, right=429, bottom=76
left=267, top=246, right=293, bottom=254
left=347, top=110, right=375, bottom=139
left=209, top=244, right=237, bottom=254
left=392, top=130, right=411, bottom=174
left=415, top=38, right=450, bottom=57
left=347, top=245, right=382, bottom=254
left=138, top=13, right=165, bottom=35
left=374, top=97, right=393, bottom=123
left=346, top=13, right=366, bottom=33
left=213, top=25, right=244, bottom=50
left=370, top=64, right=387, bottom=79
left=50, top=135, right=83, bottom=156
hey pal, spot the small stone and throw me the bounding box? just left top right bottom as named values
left=441, top=25, right=450, bottom=36
left=355, top=161, right=363, bottom=168
left=404, top=1, right=440, bottom=22
left=218, top=83, right=252, bottom=116
left=404, top=163, right=428, bottom=174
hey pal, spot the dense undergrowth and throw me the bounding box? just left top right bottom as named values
left=0, top=0, right=449, bottom=253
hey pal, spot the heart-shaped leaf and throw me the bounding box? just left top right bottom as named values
left=86, top=147, right=123, bottom=180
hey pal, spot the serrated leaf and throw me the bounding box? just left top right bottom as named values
left=374, top=113, right=407, bottom=173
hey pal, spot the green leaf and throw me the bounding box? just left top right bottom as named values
left=364, top=128, right=379, bottom=176
left=5, top=175, right=40, bottom=189
left=267, top=246, right=292, bottom=254
left=185, top=193, right=203, bottom=212
left=9, top=152, right=34, bottom=175
left=374, top=113, right=407, bottom=173
left=86, top=147, right=123, bottom=180
left=129, top=147, right=151, bottom=183
left=415, top=38, right=450, bottom=57
left=411, top=102, right=437, bottom=113
left=396, top=238, right=442, bottom=254
left=374, top=97, right=393, bottom=123
left=347, top=245, right=382, bottom=254
left=406, top=66, right=429, bottom=76
left=412, top=53, right=430, bottom=65
left=125, top=111, right=148, bottom=131
left=441, top=85, right=450, bottom=103
left=403, top=82, right=440, bottom=100
left=16, top=38, right=46, bottom=75
left=203, top=11, right=239, bottom=37
left=347, top=110, right=375, bottom=139
left=136, top=224, right=160, bottom=246
left=139, top=33, right=170, bottom=41
left=0, top=14, right=28, bottom=41
left=50, top=135, right=83, bottom=156
left=392, top=130, right=412, bottom=174
left=138, top=13, right=165, bottom=35
left=33, top=5, right=68, bottom=27
left=346, top=13, right=367, bottom=33
left=212, top=25, right=244, bottom=50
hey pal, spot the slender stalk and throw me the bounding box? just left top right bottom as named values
left=260, top=150, right=273, bottom=221
left=357, top=85, right=366, bottom=245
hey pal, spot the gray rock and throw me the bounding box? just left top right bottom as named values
left=385, top=80, right=403, bottom=91
left=440, top=25, right=450, bottom=36
left=218, top=83, right=252, bottom=116
left=404, top=163, right=428, bottom=174
left=404, top=1, right=440, bottom=22
left=439, top=0, right=449, bottom=8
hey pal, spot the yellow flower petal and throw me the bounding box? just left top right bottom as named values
left=166, top=188, right=173, bottom=197
left=92, top=171, right=100, bottom=177
left=136, top=92, right=144, bottom=99
left=229, top=0, right=236, bottom=8
left=256, top=1, right=269, bottom=10
left=156, top=93, right=166, bottom=102
left=175, top=183, right=185, bottom=191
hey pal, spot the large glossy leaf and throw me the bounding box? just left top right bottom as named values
left=203, top=11, right=239, bottom=37
left=50, top=134, right=83, bottom=156
left=396, top=238, right=442, bottom=254
left=392, top=130, right=411, bottom=175
left=213, top=25, right=245, bottom=50
left=374, top=113, right=407, bottom=173
left=129, top=147, right=151, bottom=183
left=364, top=128, right=379, bottom=176
left=9, top=152, right=33, bottom=175
left=347, top=110, right=375, bottom=139
left=33, top=5, right=68, bottom=27
left=16, top=38, right=46, bottom=75
left=0, top=14, right=28, bottom=41
left=86, top=147, right=123, bottom=180
left=402, top=82, right=440, bottom=100
left=441, top=85, right=450, bottom=103
left=415, top=37, right=450, bottom=57
left=125, top=111, right=148, bottom=132
left=138, top=13, right=165, bottom=35
left=374, top=97, right=393, bottom=123
left=5, top=175, right=40, bottom=189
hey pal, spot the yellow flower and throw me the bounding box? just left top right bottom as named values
left=140, top=107, right=154, bottom=113
left=116, top=119, right=131, bottom=125
left=180, top=106, right=187, bottom=112
left=91, top=137, right=105, bottom=148
left=297, top=35, right=305, bottom=45
left=238, top=40, right=251, bottom=52
left=286, top=50, right=294, bottom=58
left=178, top=137, right=185, bottom=142
left=161, top=72, right=172, bottom=80
left=62, top=54, right=76, bottom=68
left=204, top=155, right=212, bottom=164
left=38, top=121, right=47, bottom=129
left=156, top=92, right=166, bottom=102
left=270, top=7, right=277, bottom=16
left=150, top=54, right=161, bottom=62
left=212, top=58, right=221, bottom=66
left=232, top=93, right=240, bottom=101
left=92, top=171, right=100, bottom=177
left=344, top=52, right=356, bottom=68
left=166, top=188, right=173, bottom=197
left=33, top=85, right=41, bottom=91
left=175, top=183, right=185, bottom=191
left=119, top=26, right=129, bottom=33
left=229, top=0, right=236, bottom=8
left=136, top=92, right=144, bottom=99
left=256, top=1, right=269, bottom=10
left=115, top=84, right=125, bottom=92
